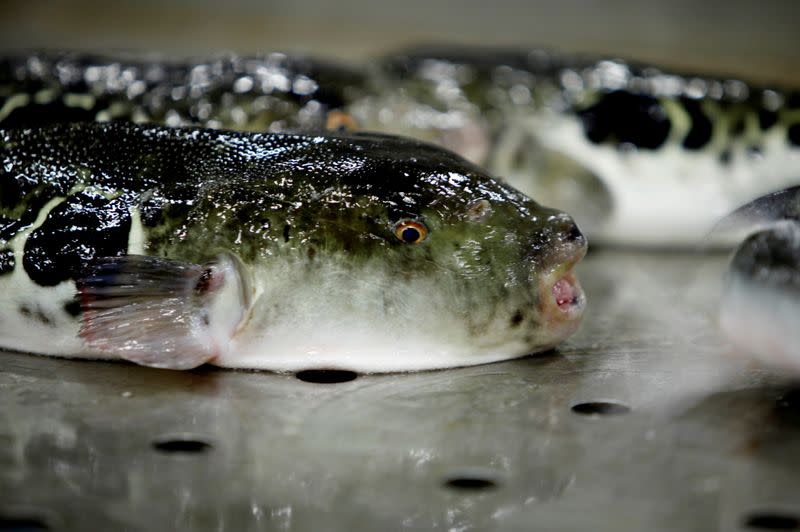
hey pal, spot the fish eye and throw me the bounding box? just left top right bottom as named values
left=394, top=220, right=428, bottom=244
left=325, top=111, right=359, bottom=132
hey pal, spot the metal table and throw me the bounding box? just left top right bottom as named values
left=2, top=249, right=798, bottom=531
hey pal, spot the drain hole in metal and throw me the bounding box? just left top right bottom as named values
left=444, top=477, right=498, bottom=491
left=152, top=438, right=212, bottom=454
left=0, top=517, right=50, bottom=531
left=744, top=512, right=800, bottom=530
left=295, top=369, right=358, bottom=384
left=571, top=401, right=631, bottom=416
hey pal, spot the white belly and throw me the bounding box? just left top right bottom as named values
left=497, top=113, right=800, bottom=247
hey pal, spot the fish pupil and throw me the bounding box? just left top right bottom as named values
left=402, top=227, right=420, bottom=243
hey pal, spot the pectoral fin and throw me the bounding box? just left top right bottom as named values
left=77, top=254, right=248, bottom=370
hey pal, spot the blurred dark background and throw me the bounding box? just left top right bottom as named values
left=0, top=0, right=798, bottom=84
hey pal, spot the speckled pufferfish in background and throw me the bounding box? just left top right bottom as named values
left=0, top=122, right=586, bottom=371
left=374, top=46, right=800, bottom=247
left=2, top=47, right=798, bottom=247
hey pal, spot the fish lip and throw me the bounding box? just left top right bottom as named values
left=550, top=270, right=585, bottom=319
left=539, top=241, right=588, bottom=322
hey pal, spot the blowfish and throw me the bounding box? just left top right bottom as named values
left=718, top=187, right=800, bottom=372
left=0, top=51, right=369, bottom=133
left=7, top=47, right=787, bottom=247
left=0, top=51, right=490, bottom=180
left=375, top=46, right=800, bottom=246
left=0, top=122, right=586, bottom=372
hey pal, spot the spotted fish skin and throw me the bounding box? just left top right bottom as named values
left=0, top=122, right=586, bottom=372
left=376, top=46, right=800, bottom=246
left=0, top=51, right=368, bottom=132
left=5, top=48, right=791, bottom=246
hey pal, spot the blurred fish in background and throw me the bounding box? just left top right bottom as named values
left=715, top=188, right=800, bottom=374
left=2, top=0, right=798, bottom=248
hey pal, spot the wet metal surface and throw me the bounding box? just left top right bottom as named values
left=2, top=250, right=799, bottom=531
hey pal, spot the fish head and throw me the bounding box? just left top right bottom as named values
left=214, top=132, right=586, bottom=371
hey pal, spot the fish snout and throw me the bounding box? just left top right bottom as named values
left=536, top=213, right=588, bottom=331
left=553, top=212, right=588, bottom=250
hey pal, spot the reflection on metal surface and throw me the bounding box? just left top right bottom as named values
left=1, top=250, right=800, bottom=530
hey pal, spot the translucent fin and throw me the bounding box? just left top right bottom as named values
left=77, top=255, right=228, bottom=370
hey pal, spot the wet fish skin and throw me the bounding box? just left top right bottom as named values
left=718, top=187, right=800, bottom=372
left=0, top=51, right=368, bottom=132
left=0, top=50, right=490, bottom=164
left=0, top=122, right=586, bottom=372
left=720, top=223, right=800, bottom=372
left=7, top=47, right=790, bottom=247
left=375, top=45, right=800, bottom=246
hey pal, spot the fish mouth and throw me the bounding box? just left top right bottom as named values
left=551, top=270, right=585, bottom=318
left=539, top=242, right=587, bottom=325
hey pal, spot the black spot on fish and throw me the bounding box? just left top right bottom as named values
left=719, top=150, right=732, bottom=165
left=758, top=109, right=778, bottom=130
left=63, top=298, right=81, bottom=317
left=731, top=228, right=800, bottom=282
left=0, top=171, right=23, bottom=211
left=0, top=248, right=14, bottom=275
left=307, top=246, right=316, bottom=261
left=283, top=224, right=291, bottom=243
left=787, top=92, right=800, bottom=109
left=578, top=91, right=671, bottom=150
left=578, top=103, right=611, bottom=144
left=0, top=168, right=73, bottom=234
left=1, top=100, right=99, bottom=129
left=0, top=215, right=22, bottom=243
left=510, top=310, right=524, bottom=327
left=23, top=191, right=131, bottom=286
left=730, top=116, right=746, bottom=137
left=789, top=124, right=800, bottom=147
left=18, top=304, right=52, bottom=326
left=681, top=98, right=713, bottom=150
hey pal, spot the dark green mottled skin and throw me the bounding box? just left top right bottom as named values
left=0, top=115, right=594, bottom=373
left=0, top=123, right=577, bottom=293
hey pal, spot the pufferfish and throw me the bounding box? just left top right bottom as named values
left=4, top=48, right=798, bottom=247
left=0, top=122, right=586, bottom=372
left=375, top=45, right=800, bottom=247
